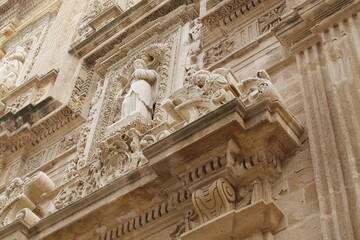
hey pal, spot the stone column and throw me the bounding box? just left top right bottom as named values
left=294, top=10, right=360, bottom=240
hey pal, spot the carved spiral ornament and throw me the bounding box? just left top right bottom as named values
left=192, top=178, right=235, bottom=224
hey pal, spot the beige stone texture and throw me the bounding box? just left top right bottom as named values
left=0, top=0, right=359, bottom=239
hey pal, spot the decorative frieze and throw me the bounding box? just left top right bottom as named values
left=99, top=189, right=191, bottom=240
left=203, top=40, right=235, bottom=67
left=258, top=2, right=286, bottom=34
left=200, top=0, right=264, bottom=29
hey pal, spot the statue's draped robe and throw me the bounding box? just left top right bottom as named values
left=121, top=68, right=158, bottom=120
left=0, top=48, right=27, bottom=92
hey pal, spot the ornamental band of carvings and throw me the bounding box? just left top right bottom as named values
left=99, top=189, right=191, bottom=240
left=203, top=40, right=235, bottom=67
left=0, top=171, right=55, bottom=226
left=258, top=3, right=286, bottom=34
left=192, top=178, right=235, bottom=224
left=201, top=0, right=264, bottom=28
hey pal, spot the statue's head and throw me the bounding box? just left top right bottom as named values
left=133, top=59, right=147, bottom=70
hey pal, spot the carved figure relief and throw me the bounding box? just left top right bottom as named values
left=0, top=171, right=55, bottom=226
left=237, top=70, right=283, bottom=106
left=162, top=68, right=236, bottom=125
left=0, top=46, right=27, bottom=95
left=119, top=57, right=160, bottom=121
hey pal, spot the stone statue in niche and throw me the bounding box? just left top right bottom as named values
left=120, top=57, right=159, bottom=121
left=0, top=46, right=27, bottom=95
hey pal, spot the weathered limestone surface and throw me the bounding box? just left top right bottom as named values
left=0, top=0, right=358, bottom=240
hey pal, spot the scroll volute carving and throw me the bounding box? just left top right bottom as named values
left=192, top=178, right=235, bottom=224
left=0, top=171, right=55, bottom=226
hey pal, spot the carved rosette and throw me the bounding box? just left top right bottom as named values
left=192, top=178, right=235, bottom=224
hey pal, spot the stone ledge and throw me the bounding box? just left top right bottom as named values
left=181, top=201, right=283, bottom=240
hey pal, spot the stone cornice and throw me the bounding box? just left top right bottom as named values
left=96, top=4, right=198, bottom=76
left=272, top=0, right=357, bottom=52
left=0, top=0, right=19, bottom=15
left=200, top=0, right=265, bottom=29
left=0, top=0, right=62, bottom=44
left=0, top=70, right=86, bottom=154
left=69, top=0, right=196, bottom=66
left=0, top=96, right=303, bottom=240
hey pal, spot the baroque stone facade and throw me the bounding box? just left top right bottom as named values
left=0, top=0, right=359, bottom=239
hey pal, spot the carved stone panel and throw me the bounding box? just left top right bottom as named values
left=192, top=178, right=235, bottom=224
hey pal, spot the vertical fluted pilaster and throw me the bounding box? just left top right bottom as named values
left=296, top=12, right=360, bottom=240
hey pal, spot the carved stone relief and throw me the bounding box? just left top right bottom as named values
left=4, top=91, right=30, bottom=113
left=118, top=57, right=160, bottom=121
left=2, top=12, right=55, bottom=83
left=192, top=178, right=235, bottom=224
left=22, top=151, right=44, bottom=175
left=0, top=45, right=27, bottom=95
left=237, top=70, right=283, bottom=107
left=0, top=171, right=55, bottom=226
left=258, top=3, right=286, bottom=34
left=169, top=209, right=199, bottom=240
left=74, top=0, right=122, bottom=42
left=203, top=40, right=235, bottom=68
left=56, top=37, right=177, bottom=210
left=162, top=68, right=237, bottom=125
left=185, top=19, right=203, bottom=81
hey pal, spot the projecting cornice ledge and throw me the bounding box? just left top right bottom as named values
left=272, top=0, right=357, bottom=51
